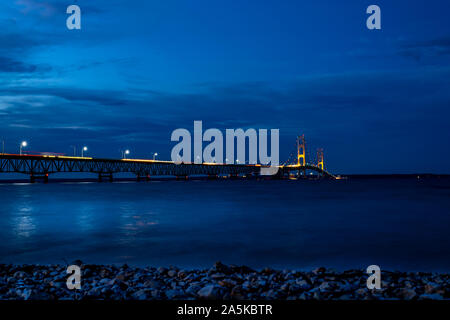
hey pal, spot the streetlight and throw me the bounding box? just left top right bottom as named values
left=153, top=152, right=158, bottom=160
left=82, top=146, right=88, bottom=157
left=122, top=149, right=130, bottom=159
left=20, top=141, right=27, bottom=155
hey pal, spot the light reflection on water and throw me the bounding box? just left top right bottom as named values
left=0, top=178, right=449, bottom=271
left=13, top=206, right=36, bottom=238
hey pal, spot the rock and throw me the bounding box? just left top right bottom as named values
left=109, top=279, right=128, bottom=290
left=157, top=267, right=168, bottom=275
left=143, top=279, right=164, bottom=289
left=218, top=279, right=237, bottom=288
left=210, top=273, right=226, bottom=280
left=132, top=289, right=150, bottom=300
left=70, top=260, right=83, bottom=266
left=49, top=281, right=64, bottom=288
left=296, top=279, right=311, bottom=291
left=231, top=265, right=255, bottom=274
left=212, top=261, right=231, bottom=274
left=18, top=288, right=32, bottom=300
left=299, top=293, right=308, bottom=300
left=13, top=271, right=27, bottom=279
left=177, top=270, right=187, bottom=279
left=312, top=267, right=326, bottom=275
left=355, top=288, right=367, bottom=296
left=165, top=289, right=184, bottom=299
left=115, top=274, right=125, bottom=281
left=257, top=280, right=267, bottom=288
left=419, top=293, right=443, bottom=300
left=230, top=285, right=246, bottom=300
left=261, top=289, right=278, bottom=299
left=280, top=283, right=289, bottom=291
left=262, top=267, right=275, bottom=275
left=242, top=281, right=252, bottom=290
left=167, top=270, right=177, bottom=278
left=400, top=288, right=417, bottom=300
left=424, top=283, right=440, bottom=294
left=186, top=284, right=202, bottom=296
left=319, top=281, right=331, bottom=291
left=197, top=285, right=224, bottom=299
left=313, top=290, right=322, bottom=299
left=7, top=277, right=16, bottom=284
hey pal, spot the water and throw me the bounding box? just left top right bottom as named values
left=0, top=178, right=449, bottom=271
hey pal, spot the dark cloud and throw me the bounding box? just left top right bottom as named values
left=0, top=57, right=51, bottom=73
left=398, top=36, right=450, bottom=62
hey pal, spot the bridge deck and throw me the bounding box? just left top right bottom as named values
left=0, top=154, right=335, bottom=180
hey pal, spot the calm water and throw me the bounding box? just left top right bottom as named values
left=0, top=178, right=449, bottom=271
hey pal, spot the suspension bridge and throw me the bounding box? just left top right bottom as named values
left=0, top=135, right=336, bottom=182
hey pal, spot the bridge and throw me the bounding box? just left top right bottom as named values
left=0, top=135, right=336, bottom=182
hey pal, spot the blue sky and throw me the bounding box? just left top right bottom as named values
left=1, top=0, right=450, bottom=173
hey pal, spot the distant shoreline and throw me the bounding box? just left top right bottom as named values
left=0, top=173, right=449, bottom=184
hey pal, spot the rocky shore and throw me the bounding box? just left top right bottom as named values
left=0, top=262, right=448, bottom=300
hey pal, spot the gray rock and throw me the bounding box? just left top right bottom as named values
left=400, top=288, right=417, bottom=300
left=13, top=271, right=27, bottom=279
left=197, top=285, right=223, bottom=299
left=132, top=289, right=150, bottom=300
left=419, top=293, right=443, bottom=300
left=165, top=289, right=184, bottom=299
left=296, top=279, right=311, bottom=291
left=210, top=273, right=226, bottom=280
left=167, top=270, right=177, bottom=278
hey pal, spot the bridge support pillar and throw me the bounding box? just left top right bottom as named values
left=136, top=174, right=151, bottom=182
left=98, top=173, right=113, bottom=182
left=30, top=173, right=49, bottom=183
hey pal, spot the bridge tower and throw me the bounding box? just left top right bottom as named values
left=297, top=134, right=306, bottom=166
left=297, top=134, right=306, bottom=177
left=317, top=148, right=324, bottom=170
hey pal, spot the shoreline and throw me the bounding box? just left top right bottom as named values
left=1, top=262, right=448, bottom=300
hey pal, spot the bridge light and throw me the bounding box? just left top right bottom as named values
left=122, top=149, right=130, bottom=159
left=153, top=152, right=158, bottom=160
left=20, top=141, right=27, bottom=155
left=82, top=146, right=88, bottom=157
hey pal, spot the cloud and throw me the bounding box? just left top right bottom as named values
left=16, top=0, right=58, bottom=17
left=398, top=36, right=450, bottom=62
left=0, top=57, right=51, bottom=73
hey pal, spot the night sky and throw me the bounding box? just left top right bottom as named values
left=1, top=0, right=449, bottom=174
